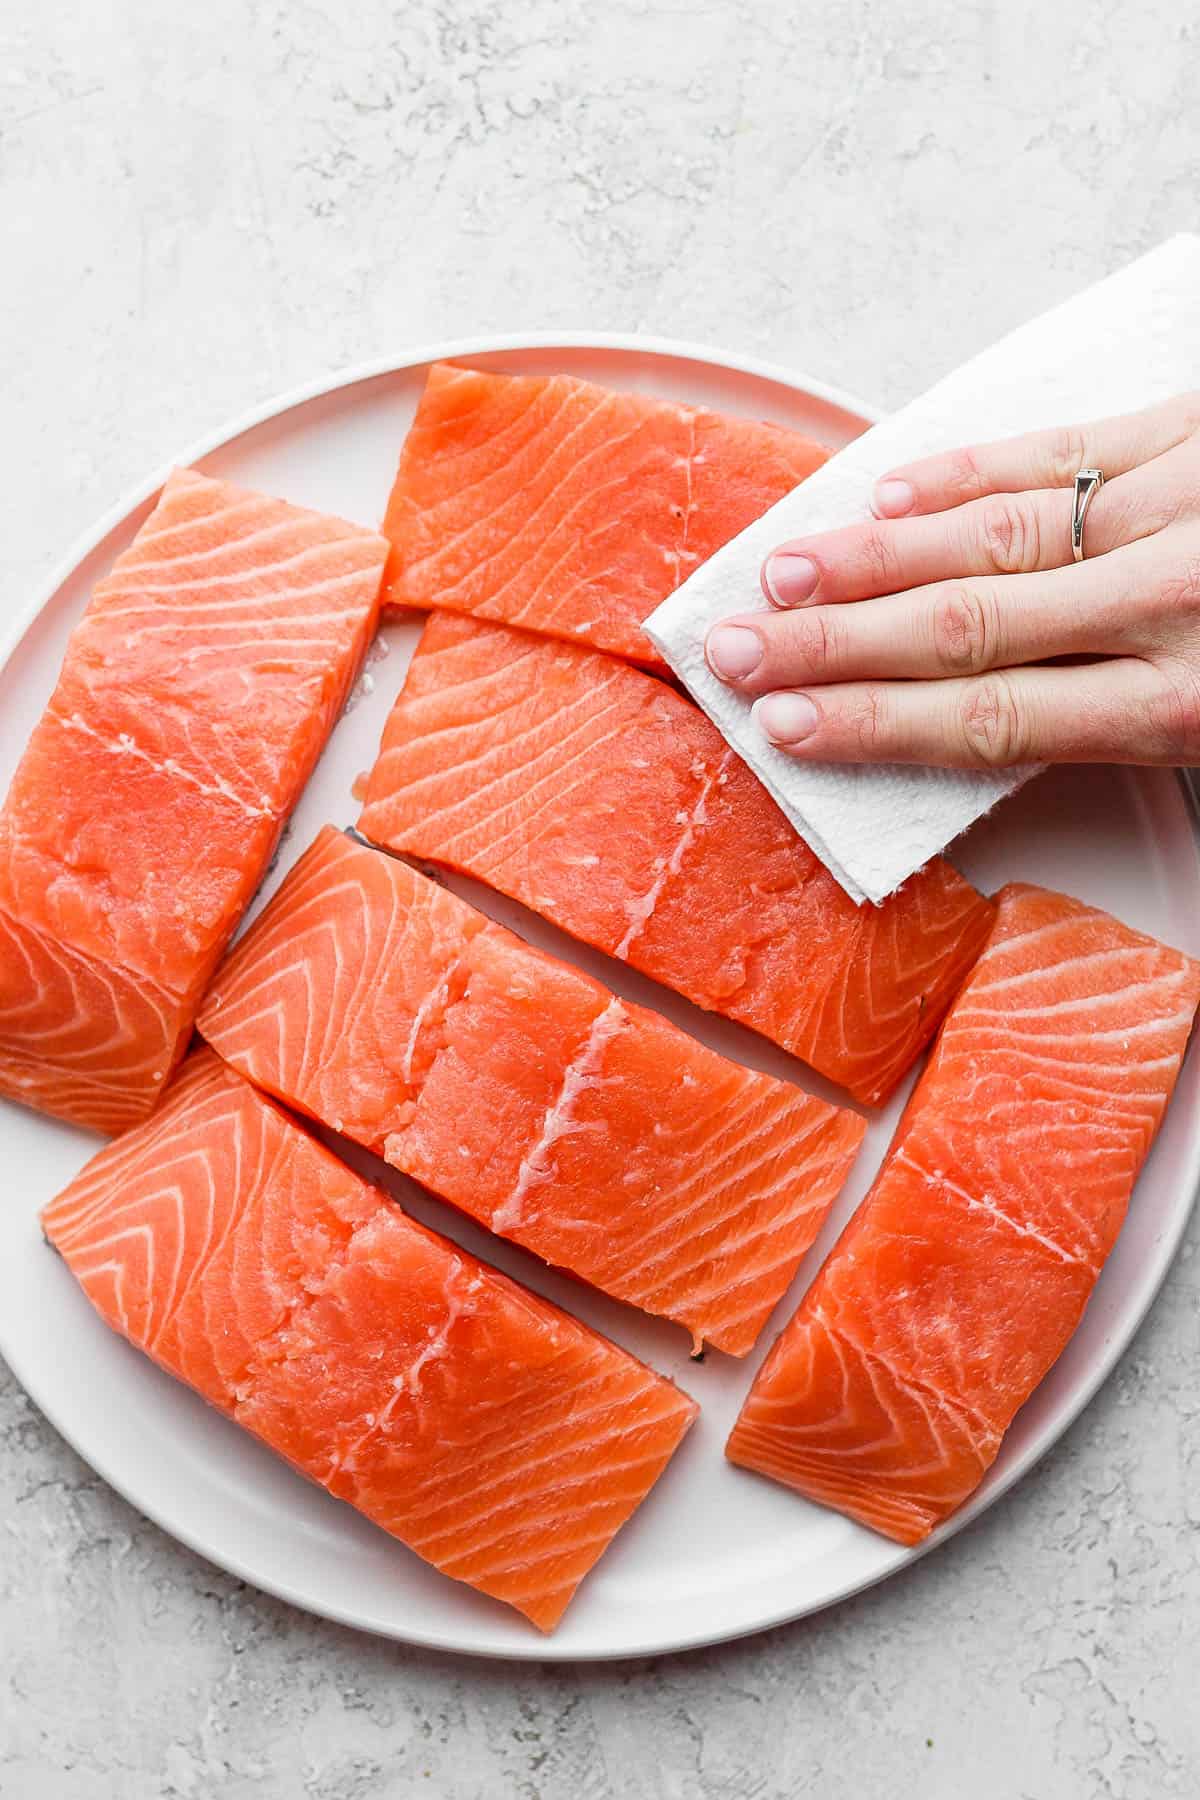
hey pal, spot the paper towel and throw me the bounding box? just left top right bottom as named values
left=644, top=234, right=1200, bottom=904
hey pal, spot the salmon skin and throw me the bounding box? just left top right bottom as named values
left=358, top=614, right=995, bottom=1106
left=42, top=1049, right=697, bottom=1632
left=0, top=468, right=388, bottom=1135
left=380, top=361, right=832, bottom=666
left=726, top=884, right=1200, bottom=1545
left=199, top=827, right=865, bottom=1357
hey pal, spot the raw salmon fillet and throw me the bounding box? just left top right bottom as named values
left=358, top=615, right=995, bottom=1105
left=42, top=1049, right=697, bottom=1631
left=0, top=469, right=388, bottom=1134
left=380, top=362, right=832, bottom=664
left=199, top=827, right=865, bottom=1355
left=726, top=884, right=1200, bottom=1544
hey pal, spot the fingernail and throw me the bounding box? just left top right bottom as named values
left=706, top=624, right=763, bottom=681
left=763, top=552, right=819, bottom=608
left=872, top=477, right=915, bottom=518
left=754, top=692, right=819, bottom=744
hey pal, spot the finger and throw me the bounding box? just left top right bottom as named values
left=750, top=659, right=1173, bottom=769
left=713, top=544, right=1161, bottom=693
left=760, top=482, right=1128, bottom=608
left=762, top=446, right=1200, bottom=610
left=871, top=392, right=1200, bottom=519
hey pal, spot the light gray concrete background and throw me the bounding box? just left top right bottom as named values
left=2, top=3, right=1198, bottom=1795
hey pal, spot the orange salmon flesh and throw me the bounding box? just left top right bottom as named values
left=380, top=361, right=832, bottom=665
left=41, top=1050, right=698, bottom=1631
left=726, top=883, right=1200, bottom=1543
left=200, top=827, right=865, bottom=1356
left=358, top=613, right=995, bottom=1106
left=0, top=469, right=387, bottom=1133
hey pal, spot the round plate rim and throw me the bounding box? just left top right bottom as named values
left=0, top=331, right=878, bottom=681
left=2, top=336, right=1198, bottom=1663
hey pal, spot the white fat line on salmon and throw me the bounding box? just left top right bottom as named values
left=491, top=997, right=628, bottom=1235
left=811, top=1305, right=1001, bottom=1454
left=0, top=893, right=172, bottom=1014
left=415, top=1450, right=676, bottom=1567
left=406, top=385, right=609, bottom=580
left=895, top=1150, right=1086, bottom=1268
left=394, top=1264, right=485, bottom=1399
left=667, top=411, right=699, bottom=589
left=442, top=394, right=643, bottom=604
left=937, top=1039, right=1181, bottom=1113
left=332, top=1262, right=486, bottom=1479
left=581, top=1097, right=849, bottom=1294
left=98, top=543, right=376, bottom=608
left=140, top=518, right=378, bottom=578
left=949, top=1000, right=1197, bottom=1043
left=111, top=511, right=318, bottom=572
left=614, top=750, right=734, bottom=960
left=971, top=927, right=1169, bottom=998
left=392, top=1359, right=640, bottom=1515
left=399, top=939, right=479, bottom=1088
left=115, top=491, right=271, bottom=555
left=56, top=711, right=275, bottom=821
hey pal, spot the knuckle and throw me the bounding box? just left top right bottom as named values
left=859, top=526, right=904, bottom=593
left=957, top=674, right=1028, bottom=768
left=945, top=444, right=986, bottom=500
left=975, top=495, right=1041, bottom=575
left=1092, top=489, right=1137, bottom=550
left=1174, top=391, right=1200, bottom=437
left=1150, top=663, right=1200, bottom=757
left=1046, top=423, right=1089, bottom=487
left=1156, top=551, right=1200, bottom=615
left=849, top=686, right=890, bottom=757
left=933, top=585, right=997, bottom=673
left=785, top=608, right=842, bottom=674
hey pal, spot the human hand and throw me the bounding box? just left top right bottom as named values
left=703, top=394, right=1200, bottom=768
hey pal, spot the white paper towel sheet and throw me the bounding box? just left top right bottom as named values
left=644, top=235, right=1200, bottom=904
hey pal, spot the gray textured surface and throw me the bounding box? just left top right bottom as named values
left=2, top=3, right=1199, bottom=1795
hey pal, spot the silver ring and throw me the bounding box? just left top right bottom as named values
left=1071, top=467, right=1105, bottom=562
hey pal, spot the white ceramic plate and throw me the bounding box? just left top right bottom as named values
left=2, top=338, right=1199, bottom=1664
